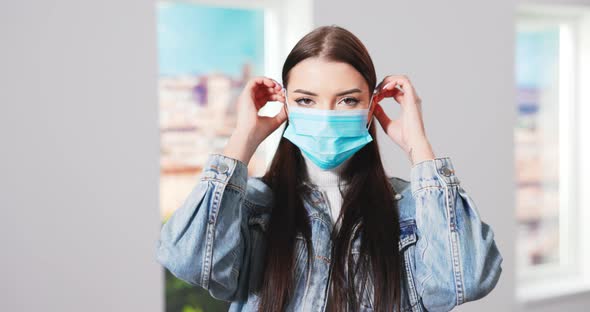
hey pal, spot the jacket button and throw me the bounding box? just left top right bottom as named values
left=394, top=193, right=402, bottom=200
left=440, top=166, right=453, bottom=176
left=218, top=162, right=229, bottom=174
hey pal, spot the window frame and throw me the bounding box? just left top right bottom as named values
left=515, top=3, right=590, bottom=303
left=170, top=0, right=314, bottom=166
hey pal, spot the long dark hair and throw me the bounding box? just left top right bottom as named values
left=258, top=25, right=402, bottom=312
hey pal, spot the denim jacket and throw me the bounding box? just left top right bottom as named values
left=155, top=153, right=503, bottom=312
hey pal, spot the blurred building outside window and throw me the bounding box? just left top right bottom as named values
left=516, top=4, right=590, bottom=302
left=156, top=0, right=312, bottom=311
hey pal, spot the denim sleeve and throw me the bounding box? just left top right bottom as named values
left=155, top=153, right=251, bottom=301
left=410, top=157, right=503, bottom=311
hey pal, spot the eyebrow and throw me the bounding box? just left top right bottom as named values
left=292, top=88, right=362, bottom=96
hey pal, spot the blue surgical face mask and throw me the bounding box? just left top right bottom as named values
left=281, top=87, right=377, bottom=170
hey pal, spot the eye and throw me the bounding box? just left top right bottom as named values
left=295, top=97, right=314, bottom=106
left=339, top=97, right=360, bottom=106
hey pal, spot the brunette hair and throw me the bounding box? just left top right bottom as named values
left=258, top=25, right=402, bottom=312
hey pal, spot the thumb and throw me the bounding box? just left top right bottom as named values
left=272, top=104, right=288, bottom=127
left=373, top=103, right=392, bottom=131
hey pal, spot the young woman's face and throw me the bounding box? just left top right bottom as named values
left=286, top=57, right=373, bottom=111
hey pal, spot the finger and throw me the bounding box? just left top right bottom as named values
left=259, top=104, right=287, bottom=130
left=383, top=76, right=416, bottom=97
left=254, top=87, right=279, bottom=100
left=377, top=77, right=419, bottom=107
left=384, top=82, right=407, bottom=105
left=274, top=104, right=287, bottom=124
left=254, top=77, right=277, bottom=88
left=248, top=77, right=277, bottom=97
left=267, top=77, right=282, bottom=91
left=375, top=87, right=404, bottom=104
left=268, top=93, right=285, bottom=102
left=373, top=103, right=392, bottom=131
left=254, top=85, right=279, bottom=97
left=374, top=77, right=395, bottom=102
left=255, top=90, right=284, bottom=103
left=257, top=77, right=284, bottom=94
left=379, top=75, right=415, bottom=93
left=380, top=74, right=412, bottom=88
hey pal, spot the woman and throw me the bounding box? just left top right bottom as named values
left=156, top=25, right=503, bottom=312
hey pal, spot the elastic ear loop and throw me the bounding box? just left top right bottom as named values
left=282, top=85, right=292, bottom=124
left=366, top=88, right=378, bottom=129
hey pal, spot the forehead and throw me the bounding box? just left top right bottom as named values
left=288, top=57, right=368, bottom=93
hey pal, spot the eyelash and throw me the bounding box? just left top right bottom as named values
left=294, top=97, right=360, bottom=106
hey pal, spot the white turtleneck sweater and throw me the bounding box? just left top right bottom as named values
left=301, top=151, right=352, bottom=223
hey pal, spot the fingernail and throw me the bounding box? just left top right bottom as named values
left=382, top=83, right=391, bottom=90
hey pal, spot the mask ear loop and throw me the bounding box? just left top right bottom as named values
left=366, top=88, right=378, bottom=129
left=282, top=85, right=292, bottom=124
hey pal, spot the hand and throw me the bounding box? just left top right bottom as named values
left=371, top=75, right=435, bottom=165
left=234, top=76, right=287, bottom=143
left=223, top=77, right=287, bottom=165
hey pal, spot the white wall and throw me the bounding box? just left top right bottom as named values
left=312, top=1, right=517, bottom=311
left=0, top=1, right=163, bottom=311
